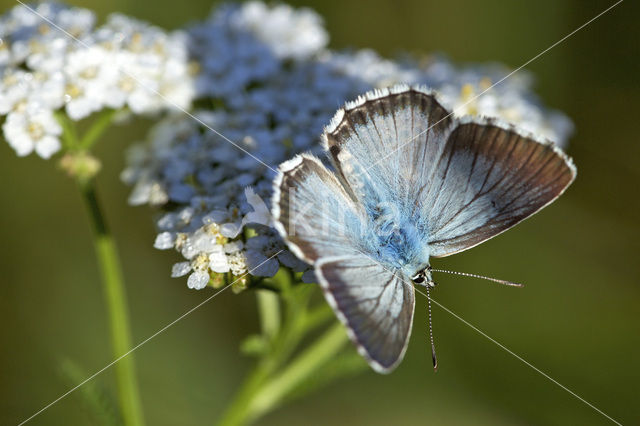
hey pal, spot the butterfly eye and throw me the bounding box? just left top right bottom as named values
left=412, top=274, right=425, bottom=284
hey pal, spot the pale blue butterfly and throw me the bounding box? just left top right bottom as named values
left=272, top=85, right=576, bottom=373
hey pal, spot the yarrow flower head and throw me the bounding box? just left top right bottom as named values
left=3, top=103, right=61, bottom=157
left=0, top=1, right=193, bottom=158
left=121, top=1, right=574, bottom=291
left=229, top=1, right=328, bottom=60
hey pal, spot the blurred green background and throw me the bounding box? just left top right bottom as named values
left=1, top=0, right=638, bottom=424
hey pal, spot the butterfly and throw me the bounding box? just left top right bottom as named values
left=272, top=85, right=576, bottom=373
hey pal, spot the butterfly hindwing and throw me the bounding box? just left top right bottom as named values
left=273, top=155, right=415, bottom=372
left=316, top=255, right=414, bottom=373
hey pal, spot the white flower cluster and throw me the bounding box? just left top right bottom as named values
left=0, top=2, right=193, bottom=158
left=422, top=59, right=574, bottom=144
left=121, top=2, right=574, bottom=290
left=229, top=1, right=328, bottom=60
left=324, top=50, right=574, bottom=144
left=121, top=111, right=313, bottom=290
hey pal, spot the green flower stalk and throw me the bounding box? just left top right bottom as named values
left=57, top=111, right=146, bottom=426
left=80, top=179, right=145, bottom=426
left=218, top=271, right=366, bottom=425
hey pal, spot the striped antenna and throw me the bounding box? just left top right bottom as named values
left=431, top=268, right=524, bottom=288
left=426, top=285, right=437, bottom=371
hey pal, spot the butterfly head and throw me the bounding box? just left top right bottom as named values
left=411, top=266, right=436, bottom=289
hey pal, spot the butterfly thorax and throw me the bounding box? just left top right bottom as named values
left=361, top=201, right=430, bottom=278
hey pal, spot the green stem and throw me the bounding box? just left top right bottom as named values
left=217, top=354, right=275, bottom=426
left=80, top=180, right=145, bottom=426
left=55, top=111, right=79, bottom=150
left=246, top=323, right=349, bottom=421
left=219, top=266, right=355, bottom=426
left=256, top=290, right=280, bottom=341
left=80, top=109, right=118, bottom=150
left=218, top=274, right=291, bottom=426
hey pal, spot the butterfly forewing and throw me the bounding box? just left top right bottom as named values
left=323, top=86, right=454, bottom=212
left=425, top=121, right=576, bottom=257
left=273, top=154, right=364, bottom=262
left=322, top=86, right=576, bottom=257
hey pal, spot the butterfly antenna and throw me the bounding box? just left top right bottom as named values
left=426, top=285, right=438, bottom=371
left=431, top=268, right=524, bottom=288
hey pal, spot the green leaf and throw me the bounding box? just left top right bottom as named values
left=60, top=359, right=122, bottom=426
left=240, top=334, right=269, bottom=357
